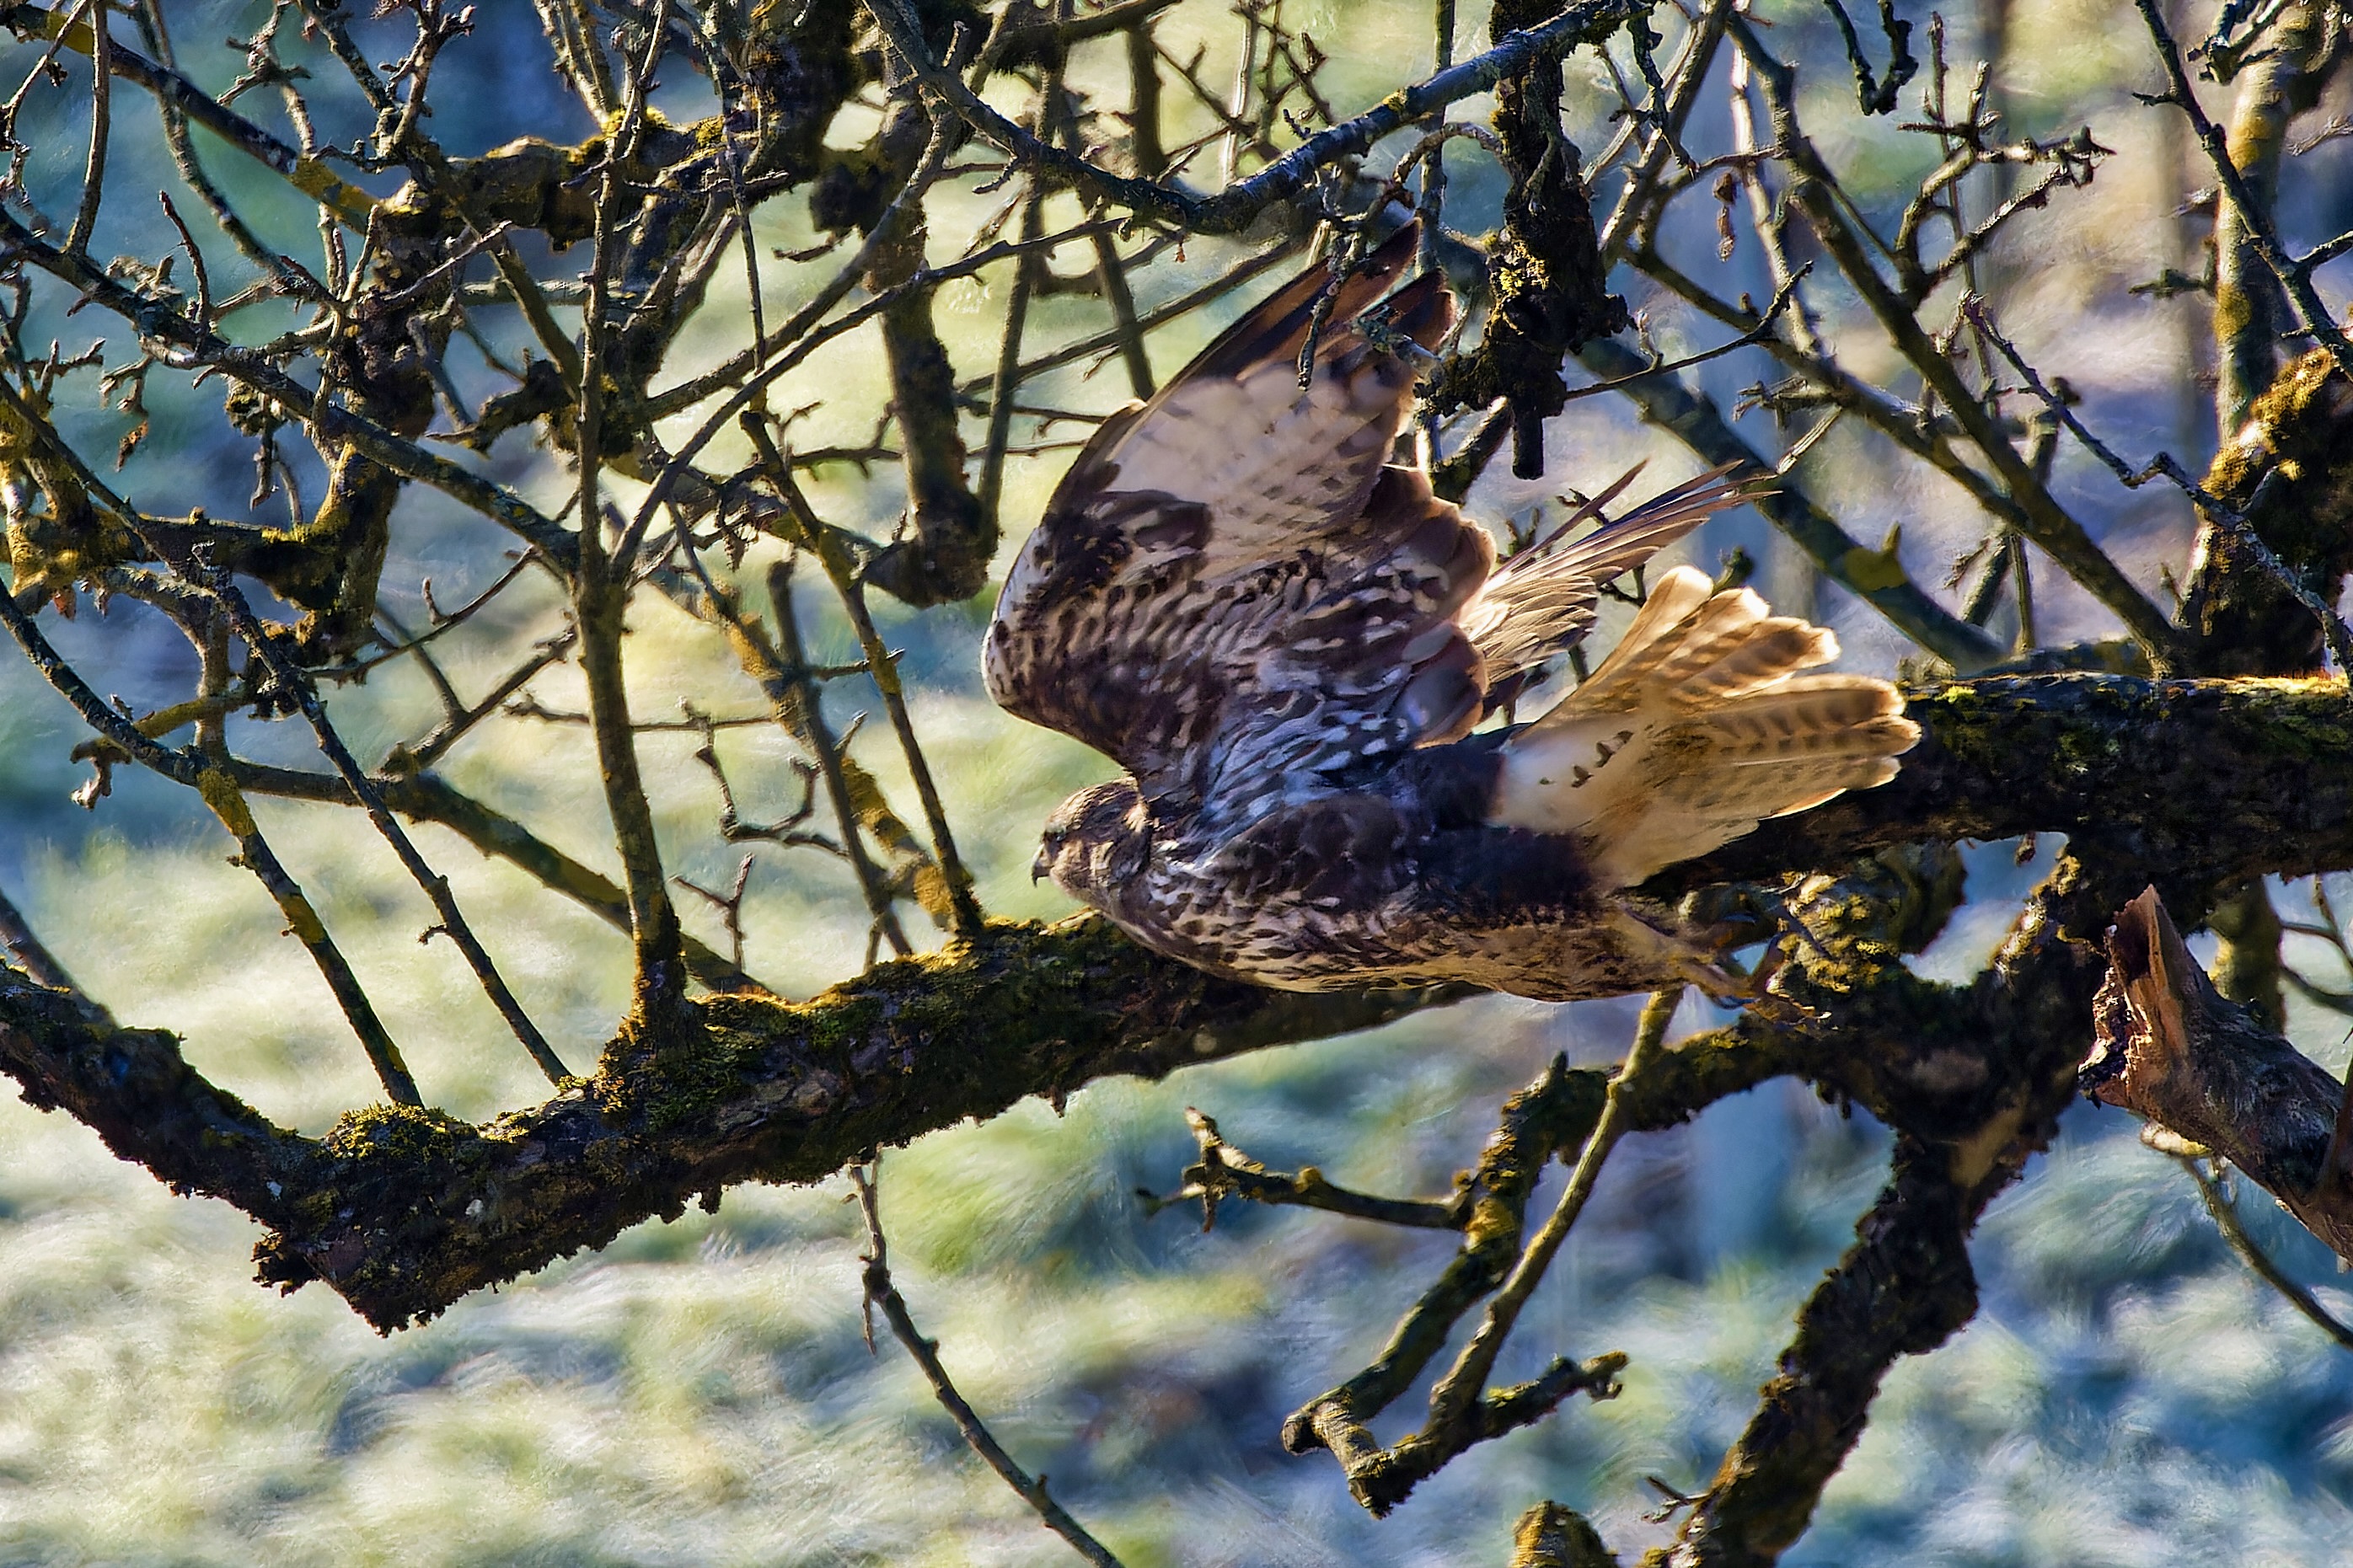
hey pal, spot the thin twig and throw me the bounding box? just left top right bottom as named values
left=851, top=1164, right=1128, bottom=1567
left=2184, top=1156, right=2353, bottom=1352
left=861, top=0, right=1654, bottom=234
left=1573, top=335, right=2004, bottom=670
left=63, top=0, right=108, bottom=255
left=748, top=420, right=983, bottom=938
left=405, top=629, right=576, bottom=772
left=9, top=0, right=374, bottom=226
left=164, top=548, right=575, bottom=1085
left=132, top=0, right=332, bottom=302
left=226, top=759, right=757, bottom=992
left=2133, top=0, right=2353, bottom=386
left=619, top=118, right=972, bottom=569
left=0, top=206, right=572, bottom=560
left=1964, top=295, right=2353, bottom=673
left=194, top=763, right=425, bottom=1104
left=1142, top=1108, right=1461, bottom=1229
left=1729, top=16, right=2186, bottom=667
left=757, top=560, right=912, bottom=958
left=954, top=235, right=1302, bottom=400
left=1558, top=264, right=1809, bottom=406
left=673, top=854, right=756, bottom=975
left=977, top=34, right=1063, bottom=527
left=1425, top=987, right=1680, bottom=1432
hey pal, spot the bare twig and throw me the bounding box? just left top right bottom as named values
left=747, top=420, right=983, bottom=938
left=403, top=629, right=576, bottom=771
left=2133, top=0, right=2353, bottom=387
left=7, top=0, right=374, bottom=226
left=1142, top=1108, right=1462, bottom=1229
left=2184, top=1156, right=2353, bottom=1352
left=1964, top=296, right=2353, bottom=674
left=851, top=1165, right=1128, bottom=1567
left=1423, top=988, right=1680, bottom=1433
left=226, top=761, right=757, bottom=993
left=194, top=764, right=425, bottom=1105
left=861, top=0, right=1655, bottom=234
left=62, top=0, right=108, bottom=255
left=976, top=33, right=1064, bottom=529
left=185, top=551, right=574, bottom=1085
left=752, top=561, right=913, bottom=958
left=674, top=854, right=757, bottom=977
left=1573, top=336, right=2005, bottom=670
left=1731, top=17, right=2187, bottom=667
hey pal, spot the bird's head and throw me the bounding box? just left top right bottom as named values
left=1032, top=779, right=1150, bottom=907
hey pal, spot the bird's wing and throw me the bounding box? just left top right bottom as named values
left=984, top=223, right=1494, bottom=812
left=1460, top=464, right=1767, bottom=714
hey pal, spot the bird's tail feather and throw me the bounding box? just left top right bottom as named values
left=1489, top=566, right=1917, bottom=887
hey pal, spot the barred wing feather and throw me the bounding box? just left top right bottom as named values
left=983, top=223, right=1494, bottom=812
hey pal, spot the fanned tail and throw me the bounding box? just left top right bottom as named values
left=1490, top=566, right=1918, bottom=886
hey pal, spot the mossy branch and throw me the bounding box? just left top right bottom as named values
left=0, top=917, right=1448, bottom=1330
left=0, top=674, right=2346, bottom=1332
left=1648, top=848, right=2126, bottom=1565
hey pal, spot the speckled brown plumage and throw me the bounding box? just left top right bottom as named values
left=986, top=224, right=1917, bottom=1002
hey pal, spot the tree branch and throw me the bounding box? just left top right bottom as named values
left=2086, top=886, right=2353, bottom=1261
left=0, top=675, right=2345, bottom=1333
left=0, top=0, right=378, bottom=226
left=861, top=0, right=1659, bottom=235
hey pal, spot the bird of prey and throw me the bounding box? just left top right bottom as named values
left=984, top=223, right=1916, bottom=1002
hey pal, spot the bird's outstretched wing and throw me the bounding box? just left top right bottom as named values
left=984, top=225, right=1763, bottom=823
left=984, top=223, right=1490, bottom=816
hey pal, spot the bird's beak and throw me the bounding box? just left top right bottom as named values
left=1031, top=845, right=1051, bottom=885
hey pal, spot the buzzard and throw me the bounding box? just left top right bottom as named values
left=984, top=224, right=1916, bottom=1002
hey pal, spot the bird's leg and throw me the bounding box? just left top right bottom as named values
left=1604, top=897, right=1819, bottom=1026
left=1603, top=900, right=1747, bottom=1003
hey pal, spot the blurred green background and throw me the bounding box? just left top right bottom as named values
left=6, top=1, right=2353, bottom=1562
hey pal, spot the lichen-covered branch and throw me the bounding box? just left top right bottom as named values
left=1647, top=845, right=2126, bottom=1565
left=1649, top=1144, right=1982, bottom=1567
left=1659, top=674, right=2353, bottom=899
left=0, top=918, right=1447, bottom=1330
left=4, top=673, right=2351, bottom=1331
left=1509, top=1504, right=1618, bottom=1568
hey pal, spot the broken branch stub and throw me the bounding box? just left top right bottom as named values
left=2085, top=886, right=2353, bottom=1260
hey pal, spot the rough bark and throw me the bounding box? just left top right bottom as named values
left=5, top=674, right=2351, bottom=1331
left=2084, top=886, right=2353, bottom=1261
